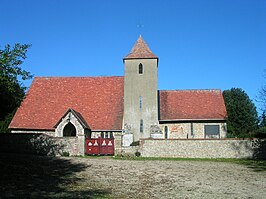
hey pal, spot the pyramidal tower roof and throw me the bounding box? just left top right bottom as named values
left=124, top=35, right=158, bottom=59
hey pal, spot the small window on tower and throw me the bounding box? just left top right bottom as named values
left=139, top=63, right=143, bottom=74
left=140, top=119, right=143, bottom=133
left=139, top=96, right=142, bottom=109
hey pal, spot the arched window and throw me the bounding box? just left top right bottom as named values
left=63, top=122, right=76, bottom=137
left=139, top=63, right=143, bottom=74
left=164, top=126, right=168, bottom=139
left=140, top=119, right=143, bottom=133
left=180, top=127, right=184, bottom=134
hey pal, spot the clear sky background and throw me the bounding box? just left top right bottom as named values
left=1, top=0, right=266, bottom=112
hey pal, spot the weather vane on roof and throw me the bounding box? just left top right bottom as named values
left=137, top=22, right=144, bottom=35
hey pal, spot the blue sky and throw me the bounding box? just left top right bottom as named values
left=1, top=0, right=266, bottom=111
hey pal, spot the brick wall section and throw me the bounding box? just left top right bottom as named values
left=139, top=139, right=266, bottom=159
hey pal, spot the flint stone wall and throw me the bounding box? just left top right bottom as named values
left=159, top=122, right=227, bottom=139
left=12, top=130, right=55, bottom=137
left=139, top=139, right=266, bottom=159
left=119, top=146, right=139, bottom=157
left=0, top=133, right=84, bottom=156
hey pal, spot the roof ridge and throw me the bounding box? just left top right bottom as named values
left=35, top=76, right=124, bottom=79
left=159, top=89, right=222, bottom=92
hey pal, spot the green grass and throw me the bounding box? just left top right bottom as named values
left=77, top=155, right=266, bottom=172
left=79, top=154, right=115, bottom=159
left=113, top=155, right=239, bottom=162
left=82, top=154, right=265, bottom=164
left=112, top=155, right=266, bottom=171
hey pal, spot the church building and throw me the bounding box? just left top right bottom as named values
left=9, top=35, right=227, bottom=149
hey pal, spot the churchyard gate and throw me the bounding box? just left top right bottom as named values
left=85, top=137, right=114, bottom=155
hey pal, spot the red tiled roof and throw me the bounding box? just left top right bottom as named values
left=159, top=90, right=227, bottom=121
left=124, top=35, right=158, bottom=59
left=10, top=77, right=227, bottom=131
left=9, top=77, right=124, bottom=130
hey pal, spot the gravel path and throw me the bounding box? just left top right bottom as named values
left=72, top=157, right=266, bottom=199
left=0, top=154, right=265, bottom=198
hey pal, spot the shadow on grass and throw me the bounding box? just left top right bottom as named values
left=252, top=139, right=266, bottom=160
left=236, top=160, right=266, bottom=172
left=0, top=153, right=110, bottom=198
left=228, top=139, right=266, bottom=172
left=247, top=139, right=266, bottom=172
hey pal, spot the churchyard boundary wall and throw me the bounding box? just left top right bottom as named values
left=0, top=133, right=83, bottom=156
left=139, top=138, right=266, bottom=159
left=1, top=133, right=265, bottom=159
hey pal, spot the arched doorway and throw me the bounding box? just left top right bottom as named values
left=63, top=122, right=76, bottom=137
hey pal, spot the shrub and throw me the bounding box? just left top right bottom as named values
left=61, top=151, right=70, bottom=157
left=130, top=141, right=140, bottom=146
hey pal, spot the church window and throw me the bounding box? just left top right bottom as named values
left=100, top=132, right=114, bottom=138
left=191, top=123, right=194, bottom=137
left=140, top=119, right=143, bottom=133
left=139, top=96, right=142, bottom=109
left=110, top=132, right=114, bottom=138
left=204, top=125, right=220, bottom=138
left=139, top=63, right=143, bottom=74
left=63, top=122, right=76, bottom=137
left=164, top=126, right=168, bottom=139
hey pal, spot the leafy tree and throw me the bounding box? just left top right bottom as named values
left=223, top=88, right=258, bottom=138
left=259, top=111, right=266, bottom=127
left=258, top=70, right=266, bottom=112
left=255, top=70, right=266, bottom=138
left=0, top=43, right=33, bottom=132
left=254, top=111, right=266, bottom=138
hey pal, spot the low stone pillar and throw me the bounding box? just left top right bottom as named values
left=77, top=133, right=85, bottom=156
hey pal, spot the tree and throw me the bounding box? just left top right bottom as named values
left=254, top=70, right=266, bottom=138
left=0, top=43, right=33, bottom=132
left=223, top=88, right=258, bottom=138
left=259, top=111, right=266, bottom=128
left=253, top=111, right=266, bottom=138
left=258, top=70, right=266, bottom=112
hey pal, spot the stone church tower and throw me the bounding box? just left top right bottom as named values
left=123, top=35, right=159, bottom=143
